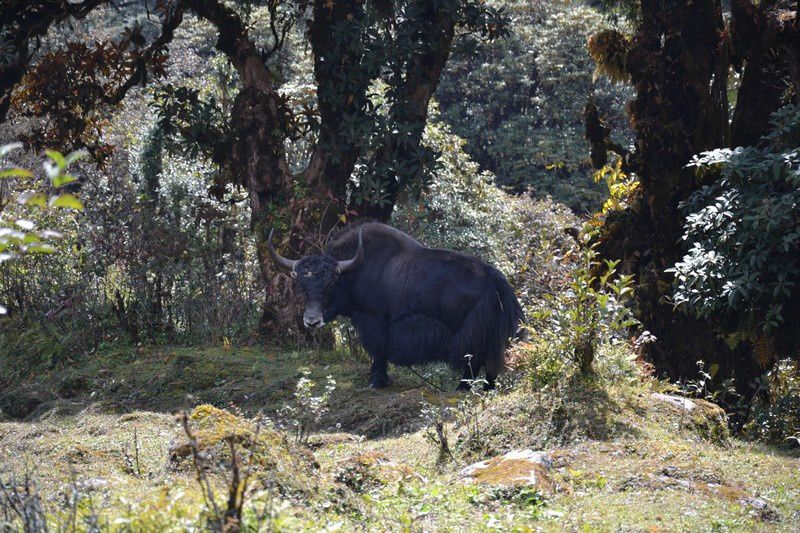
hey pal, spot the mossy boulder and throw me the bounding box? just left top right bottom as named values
left=649, top=393, right=730, bottom=445
left=169, top=404, right=318, bottom=494
left=459, top=449, right=554, bottom=492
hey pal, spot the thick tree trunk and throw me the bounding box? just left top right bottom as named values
left=597, top=0, right=755, bottom=392
left=186, top=1, right=310, bottom=340
left=731, top=55, right=792, bottom=146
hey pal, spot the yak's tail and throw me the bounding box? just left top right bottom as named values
left=450, top=267, right=525, bottom=382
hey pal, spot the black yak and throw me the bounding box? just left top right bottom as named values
left=268, top=222, right=523, bottom=390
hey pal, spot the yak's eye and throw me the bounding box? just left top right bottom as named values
left=304, top=270, right=313, bottom=278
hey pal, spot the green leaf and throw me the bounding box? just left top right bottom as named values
left=18, top=192, right=47, bottom=207
left=45, top=150, right=66, bottom=169
left=24, top=243, right=55, bottom=254
left=64, top=149, right=88, bottom=167
left=0, top=168, right=33, bottom=179
left=49, top=194, right=84, bottom=210
left=52, top=173, right=78, bottom=188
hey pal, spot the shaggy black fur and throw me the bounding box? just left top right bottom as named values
left=291, top=222, right=524, bottom=390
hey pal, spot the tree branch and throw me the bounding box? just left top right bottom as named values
left=105, top=4, right=185, bottom=105
left=356, top=0, right=457, bottom=220
left=0, top=0, right=109, bottom=122
left=262, top=0, right=295, bottom=61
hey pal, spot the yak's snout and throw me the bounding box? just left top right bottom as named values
left=303, top=305, right=325, bottom=329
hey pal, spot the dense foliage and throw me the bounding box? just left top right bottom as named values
left=585, top=0, right=800, bottom=399
left=671, top=105, right=800, bottom=337
left=394, top=115, right=580, bottom=311
left=0, top=145, right=85, bottom=315
left=436, top=0, right=633, bottom=211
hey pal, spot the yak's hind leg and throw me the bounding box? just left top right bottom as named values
left=387, top=314, right=452, bottom=368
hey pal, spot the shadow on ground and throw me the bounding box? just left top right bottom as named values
left=0, top=345, right=454, bottom=439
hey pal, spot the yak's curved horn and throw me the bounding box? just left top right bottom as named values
left=268, top=228, right=298, bottom=271
left=336, top=229, right=364, bottom=273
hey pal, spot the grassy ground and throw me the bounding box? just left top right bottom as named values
left=1, top=345, right=798, bottom=531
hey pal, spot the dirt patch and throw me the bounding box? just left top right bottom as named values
left=324, top=387, right=428, bottom=438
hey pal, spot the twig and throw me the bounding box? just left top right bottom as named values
left=134, top=427, right=142, bottom=478
left=179, top=412, right=222, bottom=523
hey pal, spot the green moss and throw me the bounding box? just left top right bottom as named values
left=467, top=457, right=552, bottom=490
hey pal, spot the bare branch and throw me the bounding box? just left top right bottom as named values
left=262, top=0, right=295, bottom=61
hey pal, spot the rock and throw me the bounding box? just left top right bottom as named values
left=459, top=449, right=553, bottom=490
left=650, top=393, right=730, bottom=444
left=650, top=393, right=699, bottom=412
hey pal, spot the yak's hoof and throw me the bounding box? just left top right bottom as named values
left=369, top=377, right=390, bottom=389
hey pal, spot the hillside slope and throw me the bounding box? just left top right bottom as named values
left=1, top=346, right=798, bottom=531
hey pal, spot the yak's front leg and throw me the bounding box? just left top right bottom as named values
left=352, top=312, right=390, bottom=388
left=369, top=354, right=390, bottom=389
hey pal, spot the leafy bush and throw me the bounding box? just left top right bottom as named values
left=670, top=104, right=800, bottom=335
left=0, top=127, right=263, bottom=380
left=529, top=235, right=637, bottom=376
left=0, top=144, right=85, bottom=315
left=393, top=117, right=518, bottom=271
left=741, top=359, right=800, bottom=447
left=279, top=370, right=336, bottom=444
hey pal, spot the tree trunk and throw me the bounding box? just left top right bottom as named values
left=355, top=0, right=457, bottom=221
left=731, top=54, right=792, bottom=146
left=597, top=0, right=756, bottom=393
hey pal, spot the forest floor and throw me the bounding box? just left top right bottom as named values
left=1, top=345, right=799, bottom=531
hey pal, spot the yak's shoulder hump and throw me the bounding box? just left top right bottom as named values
left=327, top=222, right=422, bottom=258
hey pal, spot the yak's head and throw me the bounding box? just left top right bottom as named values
left=268, top=228, right=363, bottom=328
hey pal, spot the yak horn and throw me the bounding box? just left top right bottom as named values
left=336, top=229, right=364, bottom=273
left=268, top=228, right=298, bottom=271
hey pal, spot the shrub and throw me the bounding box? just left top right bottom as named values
left=279, top=370, right=336, bottom=444
left=741, top=359, right=800, bottom=447
left=528, top=233, right=637, bottom=377
left=0, top=124, right=263, bottom=366
left=670, top=105, right=800, bottom=340
left=0, top=144, right=86, bottom=315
